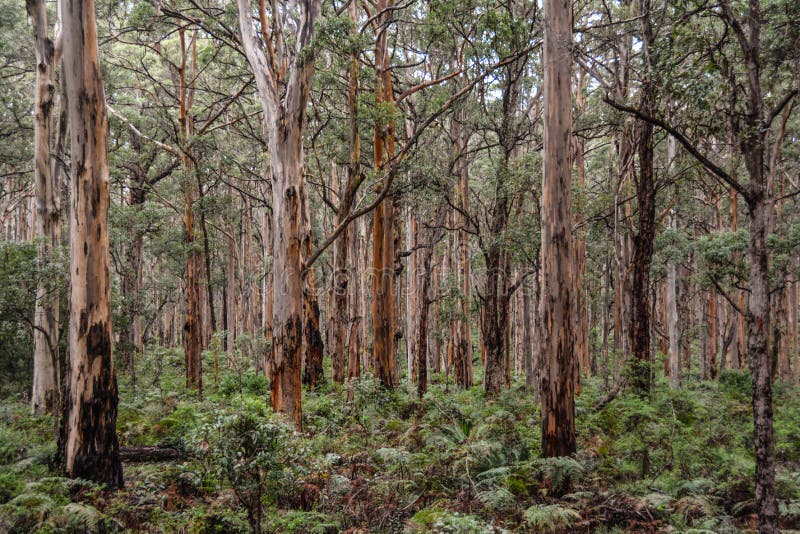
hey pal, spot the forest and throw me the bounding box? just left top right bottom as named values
left=1, top=0, right=799, bottom=531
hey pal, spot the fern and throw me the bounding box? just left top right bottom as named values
left=1, top=491, right=58, bottom=530
left=779, top=499, right=800, bottom=522
left=673, top=477, right=714, bottom=498
left=61, top=503, right=101, bottom=531
left=536, top=457, right=585, bottom=491
left=475, top=465, right=511, bottom=485
left=476, top=486, right=514, bottom=512
left=523, top=504, right=581, bottom=532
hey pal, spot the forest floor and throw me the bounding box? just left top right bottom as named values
left=2, top=348, right=800, bottom=533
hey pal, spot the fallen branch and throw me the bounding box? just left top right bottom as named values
left=120, top=446, right=184, bottom=463
left=593, top=379, right=626, bottom=411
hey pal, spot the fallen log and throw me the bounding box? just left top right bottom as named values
left=120, top=446, right=183, bottom=463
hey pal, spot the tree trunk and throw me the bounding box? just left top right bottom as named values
left=29, top=0, right=62, bottom=416
left=628, top=0, right=656, bottom=396
left=235, top=0, right=320, bottom=428
left=346, top=212, right=363, bottom=403
left=540, top=0, right=576, bottom=457
left=667, top=213, right=680, bottom=388
left=179, top=27, right=202, bottom=393
left=61, top=0, right=123, bottom=488
left=612, top=23, right=634, bottom=361
left=430, top=247, right=442, bottom=375
left=261, top=190, right=273, bottom=367
left=522, top=276, right=535, bottom=392
left=726, top=187, right=745, bottom=370
left=331, top=5, right=363, bottom=383
left=482, top=243, right=510, bottom=395
left=302, top=227, right=324, bottom=389
left=454, top=124, right=473, bottom=388
left=573, top=71, right=590, bottom=380
left=707, top=290, right=718, bottom=379
left=416, top=246, right=433, bottom=398
left=371, top=0, right=398, bottom=389
left=747, top=194, right=778, bottom=532
left=406, top=211, right=418, bottom=385
left=120, top=184, right=145, bottom=385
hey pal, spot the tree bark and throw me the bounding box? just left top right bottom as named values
left=61, top=0, right=123, bottom=489
left=371, top=0, right=398, bottom=389
left=416, top=246, right=433, bottom=398
left=522, top=276, right=535, bottom=391
left=28, top=0, right=62, bottom=416
left=454, top=118, right=473, bottom=388
left=628, top=0, right=657, bottom=396
left=481, top=52, right=525, bottom=395
left=235, top=0, right=321, bottom=428
left=331, top=3, right=364, bottom=384
left=707, top=290, right=718, bottom=379
left=667, top=211, right=680, bottom=388
left=573, top=70, right=590, bottom=380
left=406, top=211, right=418, bottom=386
left=179, top=27, right=202, bottom=393
left=747, top=193, right=777, bottom=532
left=346, top=211, right=363, bottom=403
left=302, top=226, right=324, bottom=389
left=540, top=0, right=576, bottom=457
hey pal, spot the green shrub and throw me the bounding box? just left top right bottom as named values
left=0, top=470, right=23, bottom=503
left=410, top=507, right=494, bottom=533
left=202, top=409, right=296, bottom=534
left=718, top=370, right=752, bottom=399
left=0, top=427, right=25, bottom=465
left=219, top=372, right=269, bottom=397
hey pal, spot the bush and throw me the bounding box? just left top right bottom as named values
left=219, top=372, right=269, bottom=397
left=718, top=370, right=752, bottom=399
left=201, top=409, right=296, bottom=534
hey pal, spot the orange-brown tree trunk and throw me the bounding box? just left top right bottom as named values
left=236, top=0, right=321, bottom=428
left=540, top=0, right=576, bottom=458
left=61, top=0, right=123, bottom=488
left=179, top=27, right=203, bottom=393
left=371, top=0, right=398, bottom=389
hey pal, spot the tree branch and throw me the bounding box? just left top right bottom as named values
left=302, top=44, right=541, bottom=273
left=603, top=96, right=748, bottom=199
left=766, top=88, right=797, bottom=129
left=108, top=104, right=180, bottom=157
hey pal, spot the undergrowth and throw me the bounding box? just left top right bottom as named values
left=1, top=348, right=799, bottom=533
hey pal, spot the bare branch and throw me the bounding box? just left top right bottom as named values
left=603, top=96, right=748, bottom=199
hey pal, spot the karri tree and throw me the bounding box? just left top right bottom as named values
left=235, top=0, right=321, bottom=428
left=60, top=0, right=123, bottom=488
left=539, top=0, right=576, bottom=457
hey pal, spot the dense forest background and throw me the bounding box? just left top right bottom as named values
left=1, top=0, right=800, bottom=531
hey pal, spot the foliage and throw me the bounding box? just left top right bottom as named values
left=200, top=408, right=297, bottom=533
left=2, top=353, right=800, bottom=531
left=523, top=503, right=581, bottom=532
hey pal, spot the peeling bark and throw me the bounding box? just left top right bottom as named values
left=235, top=0, right=321, bottom=428
left=540, top=0, right=576, bottom=457
left=61, top=0, right=123, bottom=489
left=371, top=0, right=398, bottom=389
left=28, top=0, right=62, bottom=416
